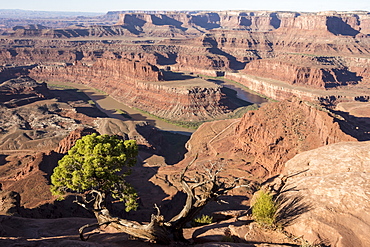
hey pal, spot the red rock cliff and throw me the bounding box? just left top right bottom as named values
left=30, top=58, right=231, bottom=121
left=243, top=58, right=360, bottom=89
left=172, top=98, right=355, bottom=179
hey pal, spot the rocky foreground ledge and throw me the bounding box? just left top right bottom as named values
left=282, top=141, right=370, bottom=247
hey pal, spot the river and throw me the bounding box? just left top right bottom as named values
left=48, top=80, right=267, bottom=136
left=206, top=78, right=268, bottom=105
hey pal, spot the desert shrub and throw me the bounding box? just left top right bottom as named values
left=115, top=109, right=132, bottom=119
left=221, top=235, right=234, bottom=242
left=299, top=240, right=325, bottom=247
left=191, top=214, right=213, bottom=226
left=252, top=190, right=278, bottom=227
left=221, top=228, right=236, bottom=242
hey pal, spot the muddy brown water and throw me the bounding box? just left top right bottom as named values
left=48, top=81, right=195, bottom=135
left=48, top=80, right=267, bottom=136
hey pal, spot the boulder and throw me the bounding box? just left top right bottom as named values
left=282, top=141, right=370, bottom=247
left=55, top=127, right=98, bottom=154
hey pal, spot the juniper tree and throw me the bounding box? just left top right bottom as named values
left=50, top=133, right=138, bottom=212
left=51, top=134, right=244, bottom=244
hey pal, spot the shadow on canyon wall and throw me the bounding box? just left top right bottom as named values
left=161, top=70, right=196, bottom=81
left=0, top=65, right=37, bottom=83
left=151, top=15, right=187, bottom=31
left=155, top=52, right=178, bottom=65
left=327, top=16, right=360, bottom=36
left=323, top=69, right=363, bottom=88
left=334, top=110, right=370, bottom=141
left=191, top=13, right=221, bottom=30
left=50, top=88, right=108, bottom=118
left=202, top=35, right=246, bottom=70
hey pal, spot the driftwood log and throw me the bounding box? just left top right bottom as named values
left=77, top=156, right=245, bottom=244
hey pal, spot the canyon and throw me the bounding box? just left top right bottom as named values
left=1, top=11, right=370, bottom=113
left=0, top=9, right=370, bottom=246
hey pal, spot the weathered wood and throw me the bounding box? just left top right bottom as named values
left=76, top=155, right=245, bottom=244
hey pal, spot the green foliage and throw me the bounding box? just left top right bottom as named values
left=191, top=214, right=213, bottom=226
left=50, top=133, right=138, bottom=212
left=133, top=107, right=203, bottom=129
left=47, top=83, right=77, bottom=90
left=115, top=109, right=132, bottom=119
left=252, top=190, right=278, bottom=227
left=221, top=235, right=234, bottom=242
left=221, top=228, right=235, bottom=242
left=228, top=104, right=259, bottom=119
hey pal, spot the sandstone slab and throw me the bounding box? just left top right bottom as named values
left=282, top=141, right=370, bottom=247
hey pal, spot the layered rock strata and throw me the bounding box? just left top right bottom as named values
left=243, top=57, right=361, bottom=89
left=154, top=98, right=355, bottom=190
left=3, top=10, right=369, bottom=36
left=1, top=12, right=370, bottom=118
left=0, top=76, right=50, bottom=107
left=30, top=58, right=232, bottom=121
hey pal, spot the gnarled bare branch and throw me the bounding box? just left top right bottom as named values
left=79, top=221, right=113, bottom=241
left=74, top=154, right=249, bottom=244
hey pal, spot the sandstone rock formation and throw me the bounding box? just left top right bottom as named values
left=152, top=98, right=356, bottom=204
left=233, top=98, right=355, bottom=174
left=0, top=10, right=369, bottom=245
left=54, top=127, right=98, bottom=154
left=3, top=10, right=369, bottom=36
left=282, top=141, right=370, bottom=247
left=0, top=76, right=50, bottom=107
left=29, top=58, right=234, bottom=121
left=243, top=57, right=361, bottom=89
left=2, top=10, right=370, bottom=109
left=0, top=76, right=186, bottom=218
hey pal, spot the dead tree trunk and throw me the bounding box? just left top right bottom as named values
left=78, top=156, right=244, bottom=244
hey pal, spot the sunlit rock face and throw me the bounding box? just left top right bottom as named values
left=283, top=141, right=370, bottom=247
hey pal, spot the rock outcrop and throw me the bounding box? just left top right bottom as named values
left=2, top=11, right=370, bottom=107
left=30, top=58, right=233, bottom=121
left=0, top=76, right=50, bottom=107
left=55, top=127, right=98, bottom=154
left=233, top=98, right=355, bottom=174
left=282, top=141, right=370, bottom=247
left=0, top=191, right=20, bottom=216
left=243, top=57, right=361, bottom=89
left=156, top=98, right=355, bottom=188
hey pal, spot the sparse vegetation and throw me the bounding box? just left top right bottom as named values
left=191, top=214, right=213, bottom=226
left=47, top=83, right=77, bottom=90
left=93, top=88, right=107, bottom=95
left=115, top=109, right=132, bottom=119
left=304, top=101, right=345, bottom=120
left=221, top=228, right=236, bottom=242
left=132, top=106, right=203, bottom=129
left=252, top=189, right=278, bottom=227
left=221, top=235, right=235, bottom=242
left=228, top=104, right=259, bottom=119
